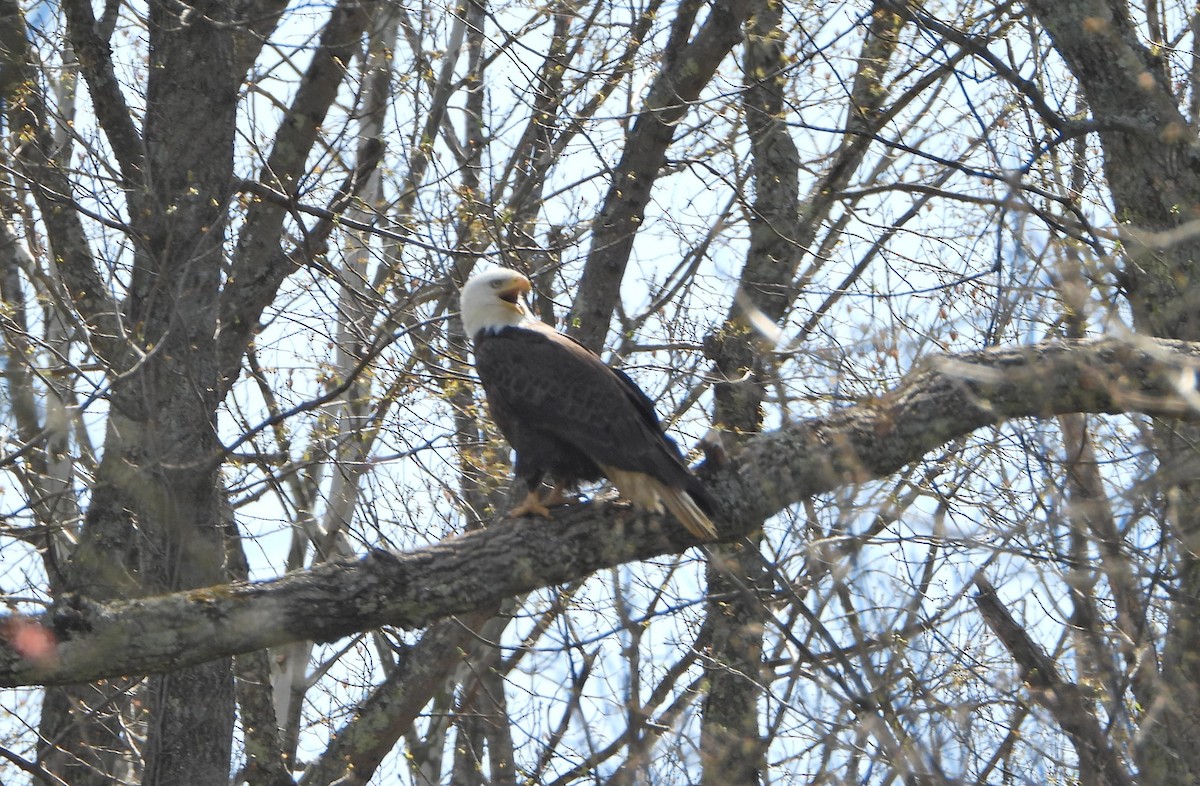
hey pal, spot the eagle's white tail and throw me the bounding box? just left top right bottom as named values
left=659, top=486, right=718, bottom=541
left=604, top=466, right=718, bottom=541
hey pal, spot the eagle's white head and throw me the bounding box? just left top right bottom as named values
left=460, top=268, right=534, bottom=340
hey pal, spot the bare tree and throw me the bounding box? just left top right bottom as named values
left=4, top=1, right=1200, bottom=784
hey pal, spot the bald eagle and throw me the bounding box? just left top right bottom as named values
left=460, top=268, right=718, bottom=541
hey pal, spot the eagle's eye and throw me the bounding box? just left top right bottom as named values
left=491, top=280, right=502, bottom=289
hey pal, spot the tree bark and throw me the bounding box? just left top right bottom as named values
left=568, top=0, right=750, bottom=351
left=5, top=336, right=1200, bottom=688
left=698, top=2, right=805, bottom=780
left=975, top=576, right=1135, bottom=786
left=1027, top=3, right=1200, bottom=781
left=36, top=0, right=243, bottom=782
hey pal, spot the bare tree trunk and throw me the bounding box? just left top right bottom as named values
left=35, top=0, right=241, bottom=782
left=1025, top=3, right=1200, bottom=781
left=699, top=5, right=906, bottom=781
left=699, top=550, right=767, bottom=785
left=695, top=3, right=796, bottom=782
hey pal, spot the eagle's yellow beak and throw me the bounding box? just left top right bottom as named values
left=497, top=274, right=532, bottom=305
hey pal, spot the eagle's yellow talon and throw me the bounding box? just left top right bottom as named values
left=509, top=490, right=552, bottom=519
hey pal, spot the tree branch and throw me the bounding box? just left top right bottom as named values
left=569, top=0, right=749, bottom=351
left=218, top=0, right=373, bottom=384
left=727, top=335, right=1200, bottom=523
left=974, top=575, right=1135, bottom=786
left=0, top=0, right=123, bottom=363
left=2, top=336, right=1198, bottom=687
left=61, top=0, right=145, bottom=188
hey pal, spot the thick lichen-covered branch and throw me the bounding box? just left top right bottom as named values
left=1, top=336, right=1197, bottom=687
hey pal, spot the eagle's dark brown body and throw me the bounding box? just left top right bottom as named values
left=461, top=269, right=718, bottom=540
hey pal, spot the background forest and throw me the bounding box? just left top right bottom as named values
left=2, top=0, right=1199, bottom=784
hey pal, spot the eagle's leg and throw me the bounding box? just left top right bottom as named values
left=509, top=487, right=553, bottom=519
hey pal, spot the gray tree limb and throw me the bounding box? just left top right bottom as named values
left=0, top=0, right=123, bottom=364
left=974, top=575, right=1135, bottom=786
left=569, top=0, right=750, bottom=351
left=2, top=335, right=1198, bottom=687
left=61, top=0, right=146, bottom=188
left=217, top=0, right=375, bottom=386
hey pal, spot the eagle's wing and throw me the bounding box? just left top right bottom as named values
left=474, top=325, right=695, bottom=487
